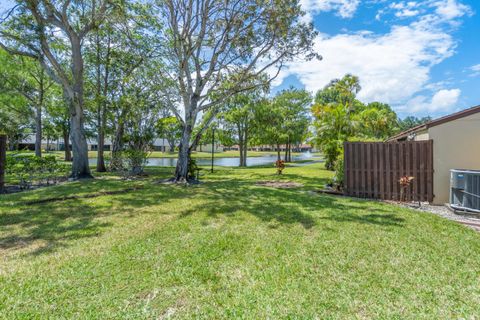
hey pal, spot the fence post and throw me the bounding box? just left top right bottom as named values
left=0, top=134, right=6, bottom=192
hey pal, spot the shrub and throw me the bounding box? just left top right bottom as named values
left=275, top=160, right=285, bottom=175
left=322, top=140, right=342, bottom=171
left=188, top=158, right=199, bottom=180
left=111, top=149, right=150, bottom=178
left=123, top=149, right=149, bottom=175
left=332, top=156, right=344, bottom=191
left=6, top=154, right=67, bottom=189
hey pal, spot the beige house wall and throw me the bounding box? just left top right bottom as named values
left=428, top=112, right=480, bottom=204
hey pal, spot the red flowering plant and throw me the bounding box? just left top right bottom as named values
left=275, top=160, right=286, bottom=175
left=399, top=176, right=415, bottom=202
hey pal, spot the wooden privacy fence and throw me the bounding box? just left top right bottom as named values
left=344, top=140, right=434, bottom=202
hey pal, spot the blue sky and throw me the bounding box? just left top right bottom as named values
left=1, top=0, right=478, bottom=119
left=272, top=0, right=480, bottom=118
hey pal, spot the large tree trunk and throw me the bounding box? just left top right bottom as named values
left=174, top=124, right=193, bottom=182
left=69, top=98, right=92, bottom=179
left=34, top=103, right=42, bottom=157
left=277, top=143, right=281, bottom=161
left=111, top=121, right=125, bottom=171
left=243, top=124, right=248, bottom=167
left=0, top=134, right=6, bottom=192
left=238, top=142, right=244, bottom=167
left=96, top=123, right=106, bottom=172
left=242, top=142, right=247, bottom=167
left=63, top=127, right=72, bottom=161
left=63, top=36, right=92, bottom=179
left=175, top=97, right=200, bottom=182
left=285, top=136, right=291, bottom=162
left=238, top=124, right=245, bottom=167
left=96, top=98, right=107, bottom=172
left=95, top=31, right=109, bottom=173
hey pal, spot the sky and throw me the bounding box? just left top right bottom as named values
left=272, top=0, right=480, bottom=118
left=1, top=0, right=478, bottom=119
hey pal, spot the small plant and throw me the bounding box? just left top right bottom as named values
left=112, top=149, right=150, bottom=179
left=188, top=158, right=199, bottom=180
left=275, top=160, right=285, bottom=175
left=124, top=149, right=149, bottom=176
left=332, top=156, right=344, bottom=191
left=399, top=176, right=415, bottom=202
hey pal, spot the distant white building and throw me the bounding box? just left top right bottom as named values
left=18, top=135, right=173, bottom=152
left=18, top=135, right=67, bottom=151
left=196, top=143, right=224, bottom=153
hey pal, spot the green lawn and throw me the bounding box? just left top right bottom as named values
left=1, top=163, right=479, bottom=318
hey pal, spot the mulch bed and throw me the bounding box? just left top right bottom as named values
left=1, top=178, right=69, bottom=195
left=256, top=181, right=303, bottom=188
left=315, top=189, right=345, bottom=196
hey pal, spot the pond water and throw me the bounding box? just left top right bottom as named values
left=89, top=152, right=315, bottom=167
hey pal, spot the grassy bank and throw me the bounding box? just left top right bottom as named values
left=1, top=163, right=479, bottom=318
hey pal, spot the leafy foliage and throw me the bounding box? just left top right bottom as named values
left=254, top=88, right=311, bottom=161
left=313, top=75, right=399, bottom=171
left=398, top=116, right=432, bottom=131
left=6, top=154, right=68, bottom=189
left=156, top=117, right=182, bottom=152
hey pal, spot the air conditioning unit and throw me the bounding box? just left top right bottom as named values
left=450, top=169, right=480, bottom=213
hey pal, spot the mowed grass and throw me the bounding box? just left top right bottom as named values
left=0, top=163, right=479, bottom=319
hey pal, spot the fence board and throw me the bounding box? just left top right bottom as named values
left=344, top=140, right=434, bottom=202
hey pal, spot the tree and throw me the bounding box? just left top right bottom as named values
left=313, top=103, right=355, bottom=169
left=0, top=50, right=56, bottom=157
left=313, top=75, right=399, bottom=169
left=398, top=116, right=432, bottom=131
left=45, top=96, right=72, bottom=161
left=253, top=88, right=311, bottom=162
left=315, top=74, right=361, bottom=112
left=253, top=98, right=286, bottom=161
left=358, top=102, right=398, bottom=139
left=158, top=0, right=319, bottom=181
left=0, top=87, right=31, bottom=150
left=220, top=81, right=268, bottom=167
left=312, top=75, right=362, bottom=169
left=83, top=1, right=161, bottom=172
left=156, top=117, right=182, bottom=152
left=1, top=0, right=112, bottom=179
left=273, top=88, right=311, bottom=162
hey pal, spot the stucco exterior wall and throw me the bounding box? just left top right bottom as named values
left=429, top=112, right=480, bottom=204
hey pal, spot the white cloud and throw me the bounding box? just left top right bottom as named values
left=300, top=0, right=360, bottom=21
left=434, top=0, right=472, bottom=20
left=469, top=64, right=480, bottom=77
left=404, top=89, right=461, bottom=112
left=396, top=9, right=420, bottom=17
left=389, top=1, right=421, bottom=18
left=273, top=0, right=472, bottom=115
left=276, top=23, right=454, bottom=103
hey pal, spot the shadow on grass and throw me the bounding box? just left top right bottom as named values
left=318, top=213, right=405, bottom=227
left=0, top=167, right=179, bottom=255
left=0, top=166, right=404, bottom=256
left=178, top=177, right=404, bottom=231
